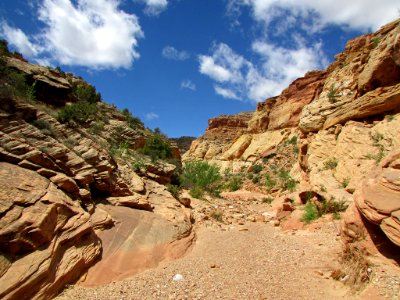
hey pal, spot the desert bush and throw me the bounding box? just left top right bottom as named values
left=226, top=174, right=243, bottom=191
left=302, top=197, right=348, bottom=223
left=180, top=160, right=221, bottom=199
left=278, top=169, right=297, bottom=192
left=140, top=135, right=173, bottom=161
left=32, top=119, right=55, bottom=137
left=262, top=197, right=274, bottom=204
left=251, top=164, right=263, bottom=174
left=252, top=174, right=260, bottom=184
left=109, top=140, right=130, bottom=157
left=342, top=177, right=350, bottom=188
left=122, top=108, right=144, bottom=129
left=167, top=184, right=180, bottom=199
left=323, top=157, right=338, bottom=170
left=265, top=174, right=276, bottom=191
left=210, top=210, right=223, bottom=222
left=302, top=202, right=319, bottom=223
left=72, top=82, right=101, bottom=104
left=88, top=122, right=104, bottom=135
left=327, top=84, right=339, bottom=103
left=132, top=159, right=146, bottom=172
left=57, top=101, right=98, bottom=124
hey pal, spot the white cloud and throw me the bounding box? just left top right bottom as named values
left=229, top=0, right=399, bottom=31
left=214, top=86, right=240, bottom=100
left=199, top=43, right=247, bottom=83
left=135, top=0, right=168, bottom=16
left=181, top=79, right=196, bottom=91
left=37, top=0, right=144, bottom=69
left=0, top=22, right=40, bottom=57
left=146, top=112, right=159, bottom=120
left=162, top=46, right=190, bottom=61
left=2, top=0, right=144, bottom=69
left=199, top=42, right=326, bottom=102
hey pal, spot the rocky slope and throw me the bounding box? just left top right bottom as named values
left=185, top=20, right=400, bottom=252
left=0, top=48, right=193, bottom=299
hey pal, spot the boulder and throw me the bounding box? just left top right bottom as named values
left=0, top=162, right=101, bottom=300
left=354, top=150, right=400, bottom=246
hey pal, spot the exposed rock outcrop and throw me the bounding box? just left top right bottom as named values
left=185, top=19, right=400, bottom=249
left=0, top=55, right=192, bottom=299
left=0, top=162, right=101, bottom=300
left=354, top=150, right=400, bottom=246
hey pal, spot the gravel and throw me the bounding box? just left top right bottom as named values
left=57, top=222, right=356, bottom=300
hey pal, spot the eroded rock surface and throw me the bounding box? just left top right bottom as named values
left=354, top=151, right=400, bottom=246
left=0, top=162, right=101, bottom=300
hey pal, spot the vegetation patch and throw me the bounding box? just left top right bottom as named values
left=180, top=160, right=221, bottom=199
left=57, top=101, right=98, bottom=124
left=302, top=197, right=348, bottom=223
left=122, top=108, right=144, bottom=130
left=323, top=157, right=338, bottom=170
left=140, top=135, right=173, bottom=162
left=327, top=84, right=339, bottom=103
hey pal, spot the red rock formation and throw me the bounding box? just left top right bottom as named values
left=248, top=71, right=327, bottom=133
left=354, top=150, right=400, bottom=247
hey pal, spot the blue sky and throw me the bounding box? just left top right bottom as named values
left=0, top=0, right=398, bottom=137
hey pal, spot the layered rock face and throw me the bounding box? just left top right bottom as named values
left=185, top=20, right=400, bottom=247
left=354, top=151, right=400, bottom=246
left=0, top=57, right=192, bottom=299
left=183, top=112, right=253, bottom=164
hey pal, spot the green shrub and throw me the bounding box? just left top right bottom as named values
left=342, top=177, right=350, bottom=188
left=189, top=186, right=204, bottom=199
left=122, top=108, right=144, bottom=129
left=132, top=159, right=146, bottom=172
left=371, top=37, right=380, bottom=48
left=288, top=136, right=297, bottom=145
left=302, top=202, right=319, bottom=223
left=226, top=174, right=243, bottom=191
left=109, top=140, right=130, bottom=157
left=88, top=122, right=104, bottom=135
left=317, top=198, right=348, bottom=216
left=265, top=174, right=276, bottom=191
left=252, top=164, right=263, bottom=174
left=0, top=39, right=10, bottom=56
left=140, top=135, right=173, bottom=161
left=278, top=169, right=297, bottom=192
left=327, top=84, right=339, bottom=103
left=32, top=119, right=55, bottom=137
left=72, top=82, right=101, bottom=104
left=262, top=197, right=274, bottom=204
left=57, top=101, right=98, bottom=124
left=181, top=160, right=221, bottom=198
left=323, top=157, right=338, bottom=170
left=167, top=184, right=180, bottom=199
left=302, top=198, right=348, bottom=223
left=0, top=66, right=36, bottom=102
left=210, top=210, right=223, bottom=222
left=252, top=174, right=260, bottom=184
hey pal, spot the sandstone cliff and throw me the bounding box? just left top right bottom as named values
left=0, top=48, right=193, bottom=299
left=185, top=20, right=400, bottom=249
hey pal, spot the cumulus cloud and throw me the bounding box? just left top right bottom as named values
left=146, top=112, right=159, bottom=120
left=228, top=0, right=399, bottom=32
left=199, top=42, right=326, bottom=102
left=181, top=79, right=196, bottom=91
left=37, top=0, right=143, bottom=69
left=1, top=0, right=143, bottom=69
left=0, top=22, right=41, bottom=57
left=162, top=46, right=190, bottom=61
left=135, top=0, right=168, bottom=16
